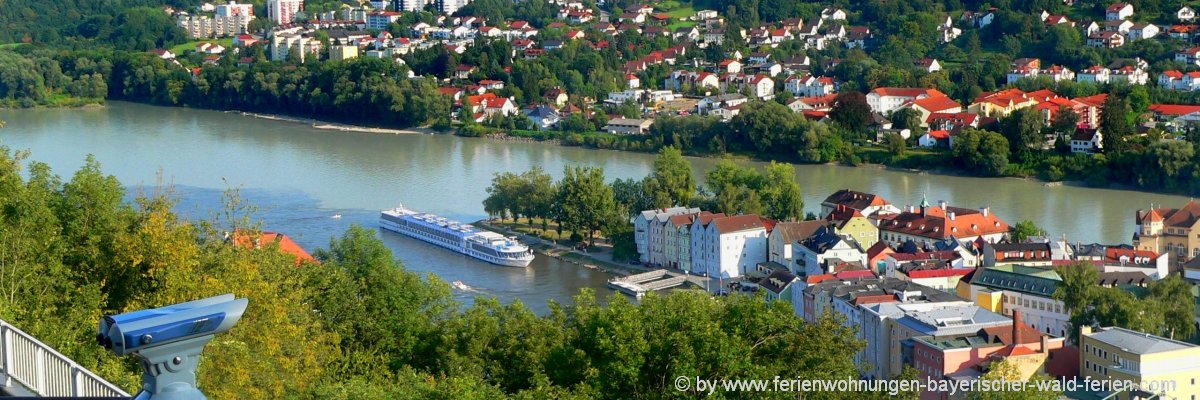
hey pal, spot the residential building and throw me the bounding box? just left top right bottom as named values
left=821, top=189, right=901, bottom=217
left=366, top=11, right=402, bottom=30
left=1079, top=326, right=1200, bottom=400
left=178, top=13, right=256, bottom=38
left=267, top=0, right=303, bottom=24
left=438, top=0, right=471, bottom=15
left=827, top=205, right=880, bottom=249
left=783, top=75, right=836, bottom=97
left=968, top=88, right=1038, bottom=117
left=878, top=200, right=1010, bottom=247
left=767, top=221, right=827, bottom=267
left=1086, top=31, right=1125, bottom=48
left=1076, top=65, right=1112, bottom=84
left=1070, top=128, right=1103, bottom=154
left=1106, top=3, right=1134, bottom=20
left=911, top=311, right=1067, bottom=397
left=635, top=207, right=700, bottom=264
left=1133, top=200, right=1200, bottom=264
left=270, top=33, right=321, bottom=62
left=329, top=45, right=358, bottom=61
left=603, top=118, right=654, bottom=135
left=958, top=265, right=1070, bottom=337
left=1181, top=6, right=1197, bottom=22
left=795, top=226, right=868, bottom=276
left=982, top=242, right=1054, bottom=268
left=700, top=215, right=769, bottom=279
left=866, top=87, right=948, bottom=114
left=903, top=95, right=963, bottom=126
left=883, top=253, right=971, bottom=292
left=1177, top=46, right=1200, bottom=65
left=522, top=104, right=560, bottom=130
left=888, top=302, right=1012, bottom=378
left=1127, top=22, right=1159, bottom=40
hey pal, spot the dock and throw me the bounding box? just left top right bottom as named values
left=607, top=269, right=689, bottom=297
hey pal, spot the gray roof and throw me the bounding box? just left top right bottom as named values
left=802, top=226, right=865, bottom=254
left=524, top=105, right=559, bottom=118
left=758, top=269, right=798, bottom=294
left=896, top=303, right=1010, bottom=336
left=1087, top=327, right=1197, bottom=355
left=639, top=207, right=698, bottom=221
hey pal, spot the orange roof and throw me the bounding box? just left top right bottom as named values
left=1073, top=93, right=1108, bottom=108
left=231, top=230, right=317, bottom=265
left=928, top=130, right=951, bottom=139
left=1148, top=104, right=1200, bottom=116
left=872, top=87, right=946, bottom=98
left=880, top=205, right=1009, bottom=240
left=910, top=96, right=961, bottom=112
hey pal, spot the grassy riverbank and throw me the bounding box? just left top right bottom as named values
left=475, top=218, right=639, bottom=275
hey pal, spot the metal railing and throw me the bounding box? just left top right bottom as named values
left=1, top=319, right=130, bottom=397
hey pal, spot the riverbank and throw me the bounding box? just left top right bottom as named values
left=473, top=219, right=642, bottom=277
left=229, top=110, right=436, bottom=135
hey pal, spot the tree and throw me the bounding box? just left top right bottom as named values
left=829, top=91, right=873, bottom=135
left=556, top=166, right=618, bottom=246
left=1050, top=106, right=1079, bottom=135
left=645, top=146, right=696, bottom=208
left=971, top=359, right=1061, bottom=400
left=1009, top=220, right=1046, bottom=242
left=521, top=166, right=557, bottom=231
left=888, top=108, right=922, bottom=132
left=1147, top=276, right=1197, bottom=340
left=885, top=133, right=906, bottom=156
left=1099, top=94, right=1131, bottom=153
left=952, top=129, right=1010, bottom=176
left=1000, top=107, right=1044, bottom=158
left=1053, top=261, right=1099, bottom=343
left=483, top=172, right=523, bottom=220
left=760, top=162, right=804, bottom=221
left=611, top=177, right=651, bottom=219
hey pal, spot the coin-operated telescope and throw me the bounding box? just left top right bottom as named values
left=98, top=294, right=248, bottom=400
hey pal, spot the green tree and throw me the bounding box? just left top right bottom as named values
left=1099, top=94, right=1131, bottom=153
left=1146, top=276, right=1197, bottom=340
left=483, top=172, right=523, bottom=221
left=760, top=162, right=804, bottom=221
left=888, top=108, right=922, bottom=131
left=1053, top=261, right=1099, bottom=343
left=556, top=166, right=618, bottom=246
left=999, top=107, right=1044, bottom=158
left=521, top=167, right=558, bottom=232
left=952, top=129, right=1010, bottom=177
left=1010, top=220, right=1046, bottom=242
left=644, top=146, right=696, bottom=208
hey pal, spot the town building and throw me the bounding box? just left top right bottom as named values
left=767, top=221, right=826, bottom=268
left=1079, top=326, right=1200, bottom=400
left=820, top=189, right=901, bottom=217
left=267, top=0, right=303, bottom=24
left=795, top=226, right=868, bottom=276
left=635, top=207, right=699, bottom=264
left=958, top=265, right=1070, bottom=337
left=697, top=215, right=769, bottom=279
left=877, top=200, right=1010, bottom=247
left=1133, top=200, right=1200, bottom=265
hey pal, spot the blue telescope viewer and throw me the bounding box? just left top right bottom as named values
left=97, top=294, right=248, bottom=400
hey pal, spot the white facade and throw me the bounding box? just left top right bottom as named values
left=703, top=223, right=768, bottom=279
left=794, top=236, right=867, bottom=276
left=267, top=0, right=303, bottom=24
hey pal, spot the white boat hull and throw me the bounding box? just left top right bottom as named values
left=379, top=217, right=533, bottom=267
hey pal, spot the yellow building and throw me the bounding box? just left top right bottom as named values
left=329, top=45, right=359, bottom=61
left=826, top=205, right=879, bottom=249
left=1080, top=326, right=1200, bottom=400
left=1134, top=200, right=1200, bottom=266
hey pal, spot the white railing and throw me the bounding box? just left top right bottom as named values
left=1, top=319, right=130, bottom=397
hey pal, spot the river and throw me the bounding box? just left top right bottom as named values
left=0, top=102, right=1191, bottom=312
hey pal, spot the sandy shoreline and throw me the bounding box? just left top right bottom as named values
left=227, top=110, right=434, bottom=135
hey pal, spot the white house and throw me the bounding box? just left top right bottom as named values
left=1070, top=128, right=1103, bottom=154
left=699, top=215, right=769, bottom=280
left=768, top=221, right=826, bottom=267
left=1127, top=23, right=1159, bottom=40
left=794, top=226, right=868, bottom=276
left=1106, top=3, right=1134, bottom=21
left=785, top=75, right=837, bottom=97
left=866, top=87, right=947, bottom=114
left=1176, top=46, right=1200, bottom=65
left=1076, top=65, right=1111, bottom=84
left=1180, top=6, right=1196, bottom=22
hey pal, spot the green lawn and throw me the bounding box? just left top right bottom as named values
left=667, top=21, right=697, bottom=30
left=0, top=43, right=25, bottom=50
left=169, top=38, right=234, bottom=55
left=664, top=5, right=695, bottom=19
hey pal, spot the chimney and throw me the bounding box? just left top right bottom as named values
left=981, top=207, right=990, bottom=217
left=1040, top=333, right=1049, bottom=354
left=1012, top=310, right=1023, bottom=345
left=948, top=211, right=956, bottom=221
left=939, top=200, right=948, bottom=210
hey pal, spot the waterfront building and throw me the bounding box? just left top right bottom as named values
left=1079, top=326, right=1200, bottom=400
left=982, top=242, right=1054, bottom=267
left=635, top=207, right=698, bottom=264
left=820, top=189, right=901, bottom=218
left=877, top=200, right=1009, bottom=247
left=698, top=215, right=769, bottom=279
left=1133, top=199, right=1200, bottom=265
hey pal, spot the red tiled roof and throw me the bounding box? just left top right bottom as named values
left=871, top=87, right=946, bottom=98
left=910, top=96, right=962, bottom=112
left=880, top=205, right=1009, bottom=240
left=1148, top=104, right=1200, bottom=116
left=906, top=268, right=972, bottom=279
left=231, top=230, right=316, bottom=265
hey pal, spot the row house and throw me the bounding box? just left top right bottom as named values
left=718, top=73, right=774, bottom=100
left=1076, top=65, right=1110, bottom=83
left=691, top=214, right=770, bottom=279
left=783, top=75, right=837, bottom=97
left=767, top=221, right=827, bottom=268
left=881, top=252, right=971, bottom=291
left=634, top=207, right=699, bottom=264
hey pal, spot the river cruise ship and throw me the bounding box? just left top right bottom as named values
left=379, top=205, right=534, bottom=267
